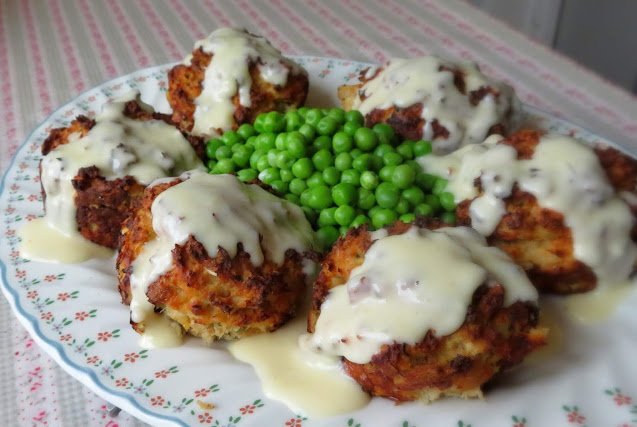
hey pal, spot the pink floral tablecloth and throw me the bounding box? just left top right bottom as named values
left=0, top=1, right=636, bottom=426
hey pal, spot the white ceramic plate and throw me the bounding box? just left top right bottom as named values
left=2, top=57, right=637, bottom=427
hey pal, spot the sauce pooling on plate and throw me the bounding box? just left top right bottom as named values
left=184, top=28, right=305, bottom=136
left=351, top=56, right=519, bottom=154
left=419, top=134, right=637, bottom=286
left=20, top=91, right=203, bottom=263
left=130, top=171, right=315, bottom=348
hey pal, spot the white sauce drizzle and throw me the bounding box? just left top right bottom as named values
left=351, top=56, right=519, bottom=154
left=20, top=91, right=203, bottom=264
left=187, top=28, right=305, bottom=136
left=129, top=171, right=315, bottom=348
left=301, top=226, right=537, bottom=365
left=419, top=134, right=637, bottom=286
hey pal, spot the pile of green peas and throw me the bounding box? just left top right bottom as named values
left=205, top=107, right=456, bottom=249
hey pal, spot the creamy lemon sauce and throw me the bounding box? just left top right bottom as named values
left=565, top=282, right=636, bottom=323
left=129, top=171, right=314, bottom=348
left=420, top=134, right=637, bottom=286
left=301, top=226, right=537, bottom=365
left=351, top=56, right=518, bottom=154
left=228, top=305, right=370, bottom=417
left=186, top=28, right=304, bottom=136
left=20, top=91, right=203, bottom=263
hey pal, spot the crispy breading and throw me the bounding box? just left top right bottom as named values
left=117, top=178, right=309, bottom=342
left=167, top=48, right=309, bottom=133
left=457, top=130, right=637, bottom=294
left=40, top=100, right=206, bottom=249
left=308, top=219, right=545, bottom=402
left=337, top=65, right=511, bottom=143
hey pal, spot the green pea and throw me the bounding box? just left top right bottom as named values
left=399, top=213, right=416, bottom=223
left=383, top=152, right=403, bottom=166
left=285, top=193, right=301, bottom=205
left=304, top=108, right=324, bottom=127
left=307, top=171, right=326, bottom=188
left=250, top=149, right=265, bottom=170
left=300, top=188, right=312, bottom=206
left=237, top=168, right=257, bottom=182
left=352, top=153, right=372, bottom=172
left=280, top=168, right=294, bottom=183
left=318, top=207, right=338, bottom=227
left=253, top=113, right=266, bottom=133
left=441, top=212, right=456, bottom=224
left=215, top=145, right=232, bottom=160
left=375, top=182, right=400, bottom=209
left=360, top=171, right=379, bottom=190
left=368, top=205, right=383, bottom=219
left=372, top=123, right=395, bottom=145
left=334, top=152, right=353, bottom=171
left=343, top=121, right=361, bottom=136
left=396, top=142, right=414, bottom=159
left=371, top=208, right=397, bottom=229
left=392, top=164, right=416, bottom=189
left=334, top=205, right=355, bottom=226
left=259, top=167, right=280, bottom=184
left=285, top=132, right=307, bottom=158
left=285, top=110, right=304, bottom=132
left=322, top=167, right=341, bottom=186
left=350, top=148, right=363, bottom=159
left=439, top=192, right=456, bottom=212
left=297, top=107, right=309, bottom=118
left=415, top=203, right=433, bottom=217
left=316, top=226, right=340, bottom=250
left=316, top=116, right=338, bottom=136
left=432, top=178, right=448, bottom=195
left=237, top=123, right=255, bottom=140
left=255, top=133, right=276, bottom=151
left=313, top=135, right=332, bottom=152
left=328, top=108, right=346, bottom=124
left=308, top=185, right=333, bottom=210
left=207, top=159, right=217, bottom=171
left=231, top=143, right=243, bottom=153
left=292, top=158, right=314, bottom=179
left=350, top=214, right=370, bottom=228
left=215, top=158, right=235, bottom=174
left=262, top=111, right=285, bottom=133
left=298, top=123, right=316, bottom=141
left=395, top=197, right=410, bottom=215
left=357, top=187, right=376, bottom=210
left=332, top=132, right=353, bottom=153
left=289, top=178, right=307, bottom=196
left=269, top=179, right=287, bottom=194
left=402, top=186, right=425, bottom=207
left=332, top=182, right=357, bottom=206
left=416, top=173, right=437, bottom=190
left=379, top=165, right=395, bottom=182
left=354, top=127, right=378, bottom=152
left=312, top=149, right=334, bottom=171
left=374, top=144, right=394, bottom=158
left=345, top=110, right=365, bottom=125
left=405, top=160, right=422, bottom=173
left=424, top=195, right=441, bottom=212
left=275, top=132, right=288, bottom=150
left=205, top=138, right=224, bottom=159
left=232, top=146, right=252, bottom=168
left=221, top=130, right=241, bottom=147
left=267, top=149, right=280, bottom=168
left=340, top=169, right=361, bottom=186
left=275, top=151, right=295, bottom=170
left=245, top=135, right=257, bottom=149
left=413, top=140, right=433, bottom=157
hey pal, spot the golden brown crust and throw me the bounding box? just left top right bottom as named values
left=457, top=129, right=637, bottom=294
left=308, top=220, right=545, bottom=402
left=117, top=178, right=308, bottom=341
left=39, top=100, right=207, bottom=249
left=167, top=48, right=309, bottom=133
left=337, top=65, right=512, bottom=143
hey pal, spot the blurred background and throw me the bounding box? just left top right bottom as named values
left=469, top=0, right=637, bottom=94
